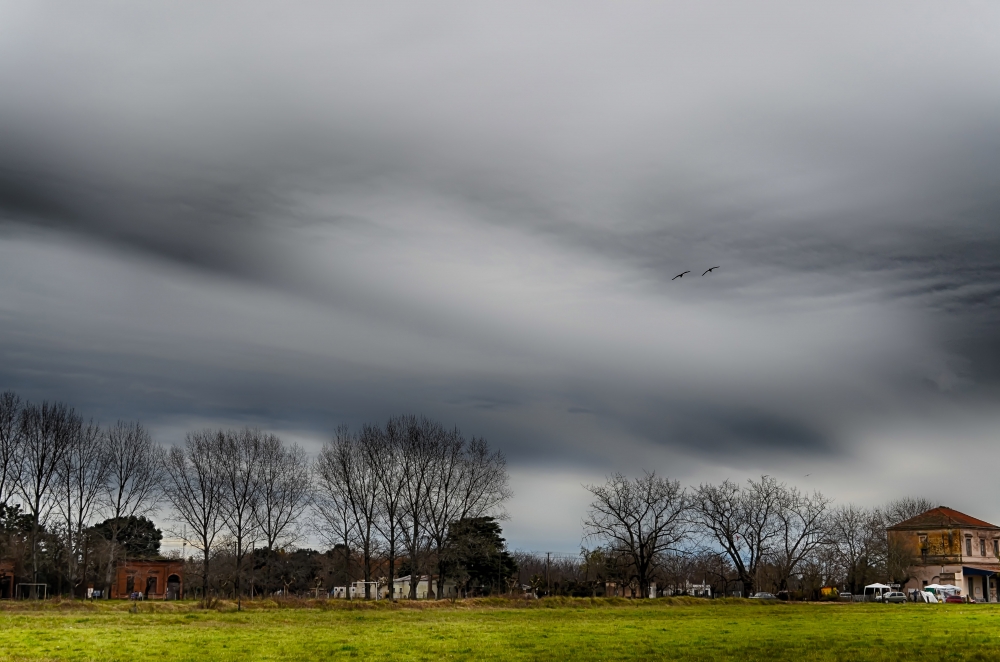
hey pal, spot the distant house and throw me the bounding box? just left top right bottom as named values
left=887, top=506, right=1000, bottom=602
left=385, top=575, right=458, bottom=600
left=655, top=582, right=712, bottom=598
left=111, top=559, right=184, bottom=600
left=329, top=576, right=457, bottom=599
left=341, top=580, right=381, bottom=599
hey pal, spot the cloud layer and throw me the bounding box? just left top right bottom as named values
left=2, top=2, right=1000, bottom=549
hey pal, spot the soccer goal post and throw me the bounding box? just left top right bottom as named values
left=354, top=581, right=381, bottom=600
left=17, top=583, right=48, bottom=600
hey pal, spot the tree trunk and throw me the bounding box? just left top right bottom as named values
left=387, top=541, right=395, bottom=602
left=363, top=542, right=371, bottom=600
left=31, top=516, right=39, bottom=598
left=265, top=546, right=272, bottom=599
left=202, top=547, right=210, bottom=600
left=409, top=519, right=419, bottom=599
left=235, top=540, right=243, bottom=611
left=435, top=544, right=446, bottom=600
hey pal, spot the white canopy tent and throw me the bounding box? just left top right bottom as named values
left=862, top=583, right=892, bottom=601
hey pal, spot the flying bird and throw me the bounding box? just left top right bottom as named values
left=672, top=271, right=690, bottom=280
left=702, top=266, right=720, bottom=276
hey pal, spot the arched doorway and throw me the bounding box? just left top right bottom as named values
left=166, top=574, right=181, bottom=600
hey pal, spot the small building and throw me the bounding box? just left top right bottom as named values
left=111, top=559, right=184, bottom=600
left=887, top=506, right=1000, bottom=602
left=384, top=575, right=458, bottom=600
left=658, top=582, right=712, bottom=598
left=344, top=580, right=382, bottom=599
left=330, top=576, right=456, bottom=599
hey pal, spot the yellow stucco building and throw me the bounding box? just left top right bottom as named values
left=887, top=507, right=1000, bottom=601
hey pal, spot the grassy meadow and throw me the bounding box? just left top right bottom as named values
left=0, top=597, right=998, bottom=661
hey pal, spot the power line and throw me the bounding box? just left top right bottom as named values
left=514, top=550, right=584, bottom=559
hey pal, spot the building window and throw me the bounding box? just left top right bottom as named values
left=994, top=539, right=999, bottom=557
left=966, top=537, right=972, bottom=557
left=981, top=538, right=987, bottom=556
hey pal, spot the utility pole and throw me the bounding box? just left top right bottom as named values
left=546, top=552, right=550, bottom=597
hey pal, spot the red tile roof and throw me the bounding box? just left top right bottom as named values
left=888, top=506, right=998, bottom=530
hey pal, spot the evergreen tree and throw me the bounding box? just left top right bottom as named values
left=443, top=517, right=516, bottom=596
left=90, top=516, right=162, bottom=558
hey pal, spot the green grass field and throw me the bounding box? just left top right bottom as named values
left=0, top=597, right=997, bottom=661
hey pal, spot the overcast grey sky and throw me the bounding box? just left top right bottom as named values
left=2, top=1, right=1000, bottom=551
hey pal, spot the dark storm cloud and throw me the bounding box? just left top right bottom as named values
left=0, top=134, right=300, bottom=283
left=2, top=0, right=1000, bottom=492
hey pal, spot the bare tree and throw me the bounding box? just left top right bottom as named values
left=100, top=420, right=164, bottom=594
left=457, top=437, right=513, bottom=521
left=254, top=434, right=311, bottom=595
left=425, top=432, right=512, bottom=598
left=161, top=430, right=226, bottom=599
left=423, top=427, right=465, bottom=599
left=583, top=472, right=690, bottom=598
left=772, top=486, right=832, bottom=591
left=883, top=497, right=935, bottom=527
left=216, top=427, right=264, bottom=610
left=16, top=400, right=76, bottom=595
left=313, top=443, right=357, bottom=596
left=54, top=418, right=106, bottom=597
left=828, top=503, right=885, bottom=593
left=691, top=476, right=784, bottom=597
left=365, top=419, right=407, bottom=600
left=0, top=391, right=24, bottom=509
left=398, top=416, right=440, bottom=599
left=316, top=426, right=380, bottom=599
left=690, top=480, right=746, bottom=596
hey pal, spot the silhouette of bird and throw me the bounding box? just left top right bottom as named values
left=702, top=266, right=720, bottom=276
left=672, top=271, right=690, bottom=280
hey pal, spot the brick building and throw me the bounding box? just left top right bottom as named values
left=887, top=506, right=1000, bottom=601
left=111, top=559, right=184, bottom=600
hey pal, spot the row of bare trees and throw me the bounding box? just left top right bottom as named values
left=1, top=391, right=512, bottom=604
left=160, top=428, right=311, bottom=608
left=0, top=392, right=164, bottom=598
left=583, top=472, right=932, bottom=598
left=313, top=415, right=512, bottom=600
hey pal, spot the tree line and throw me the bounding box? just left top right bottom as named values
left=580, top=472, right=932, bottom=599
left=1, top=388, right=929, bottom=603
left=0, top=392, right=511, bottom=603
